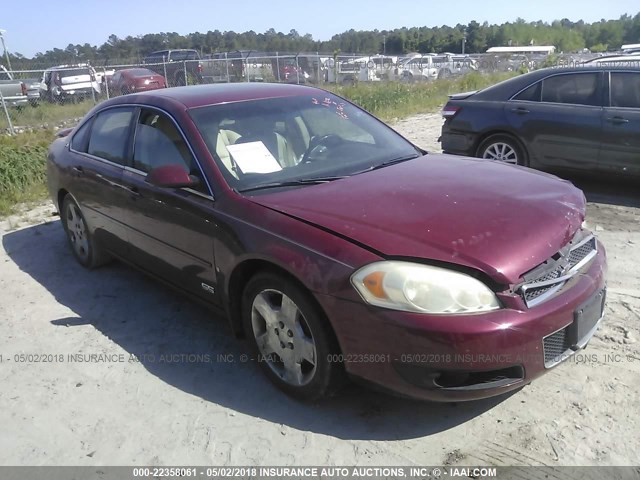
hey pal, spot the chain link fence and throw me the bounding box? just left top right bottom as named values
left=1, top=50, right=602, bottom=134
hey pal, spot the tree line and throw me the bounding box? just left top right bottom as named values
left=6, top=13, right=640, bottom=68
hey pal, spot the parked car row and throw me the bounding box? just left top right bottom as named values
left=32, top=64, right=168, bottom=104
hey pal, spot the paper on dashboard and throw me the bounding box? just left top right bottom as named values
left=226, top=141, right=282, bottom=174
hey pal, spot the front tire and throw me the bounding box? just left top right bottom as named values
left=241, top=272, right=345, bottom=401
left=61, top=196, right=111, bottom=269
left=477, top=134, right=528, bottom=166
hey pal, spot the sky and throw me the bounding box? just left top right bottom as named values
left=2, top=0, right=639, bottom=57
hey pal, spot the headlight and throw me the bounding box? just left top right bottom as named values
left=351, top=261, right=500, bottom=314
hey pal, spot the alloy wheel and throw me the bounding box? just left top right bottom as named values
left=65, top=202, right=90, bottom=263
left=482, top=142, right=518, bottom=164
left=250, top=289, right=317, bottom=386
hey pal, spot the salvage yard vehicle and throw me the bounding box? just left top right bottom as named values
left=108, top=68, right=166, bottom=95
left=40, top=64, right=101, bottom=103
left=399, top=54, right=477, bottom=82
left=0, top=69, right=28, bottom=107
left=47, top=83, right=606, bottom=401
left=0, top=65, right=42, bottom=106
left=327, top=55, right=398, bottom=84
left=201, top=51, right=312, bottom=84
left=440, top=66, right=640, bottom=178
left=143, top=49, right=203, bottom=86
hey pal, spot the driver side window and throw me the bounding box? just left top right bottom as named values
left=133, top=109, right=208, bottom=194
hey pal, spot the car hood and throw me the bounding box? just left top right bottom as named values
left=248, top=154, right=586, bottom=284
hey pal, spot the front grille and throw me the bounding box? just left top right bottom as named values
left=543, top=326, right=572, bottom=366
left=523, top=283, right=559, bottom=304
left=568, top=236, right=597, bottom=268
left=519, top=232, right=597, bottom=308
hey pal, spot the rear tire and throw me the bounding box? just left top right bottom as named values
left=241, top=271, right=346, bottom=401
left=476, top=134, right=528, bottom=166
left=61, top=195, right=111, bottom=269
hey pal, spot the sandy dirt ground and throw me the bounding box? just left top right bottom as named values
left=0, top=113, right=639, bottom=468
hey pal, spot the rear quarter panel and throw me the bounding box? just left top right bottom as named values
left=441, top=99, right=511, bottom=155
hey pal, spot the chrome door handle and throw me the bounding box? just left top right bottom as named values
left=606, top=116, right=629, bottom=124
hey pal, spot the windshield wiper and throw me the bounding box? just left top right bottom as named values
left=237, top=176, right=347, bottom=193
left=355, top=153, right=421, bottom=174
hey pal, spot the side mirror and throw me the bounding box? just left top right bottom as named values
left=146, top=164, right=200, bottom=189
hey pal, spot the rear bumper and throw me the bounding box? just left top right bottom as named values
left=1, top=95, right=29, bottom=107
left=315, top=245, right=607, bottom=402
left=440, top=124, right=478, bottom=156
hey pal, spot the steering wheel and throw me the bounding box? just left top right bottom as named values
left=301, top=134, right=345, bottom=163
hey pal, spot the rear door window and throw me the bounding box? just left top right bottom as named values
left=610, top=72, right=640, bottom=108
left=513, top=82, right=541, bottom=102
left=541, top=73, right=601, bottom=106
left=87, top=107, right=136, bottom=164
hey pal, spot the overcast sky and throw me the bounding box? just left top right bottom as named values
left=2, top=0, right=638, bottom=57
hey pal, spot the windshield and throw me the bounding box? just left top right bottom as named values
left=59, top=68, right=92, bottom=78
left=189, top=93, right=421, bottom=192
left=127, top=68, right=157, bottom=76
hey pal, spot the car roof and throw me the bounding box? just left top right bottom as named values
left=46, top=64, right=93, bottom=71
left=147, top=49, right=197, bottom=54
left=106, top=82, right=324, bottom=109
left=473, top=65, right=640, bottom=100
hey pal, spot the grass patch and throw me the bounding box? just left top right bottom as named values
left=0, top=130, right=55, bottom=216
left=0, top=101, right=96, bottom=131
left=325, top=72, right=516, bottom=121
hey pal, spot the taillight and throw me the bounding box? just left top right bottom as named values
left=441, top=105, right=461, bottom=119
left=21, top=82, right=27, bottom=96
left=197, top=63, right=203, bottom=73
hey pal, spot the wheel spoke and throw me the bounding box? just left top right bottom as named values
left=255, top=331, right=278, bottom=356
left=252, top=293, right=279, bottom=327
left=279, top=296, right=299, bottom=327
left=295, top=336, right=316, bottom=365
left=282, top=356, right=305, bottom=386
left=67, top=205, right=77, bottom=224
left=77, top=235, right=89, bottom=255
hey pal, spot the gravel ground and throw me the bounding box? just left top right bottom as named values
left=0, top=113, right=638, bottom=467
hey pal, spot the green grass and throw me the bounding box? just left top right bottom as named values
left=0, top=73, right=516, bottom=217
left=324, top=72, right=516, bottom=121
left=0, top=130, right=55, bottom=216
left=0, top=101, right=96, bottom=132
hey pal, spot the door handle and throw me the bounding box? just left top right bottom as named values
left=72, top=166, right=84, bottom=176
left=510, top=107, right=530, bottom=114
left=606, top=116, right=629, bottom=124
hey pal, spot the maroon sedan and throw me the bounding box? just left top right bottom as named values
left=108, top=68, right=166, bottom=95
left=46, top=83, right=607, bottom=402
